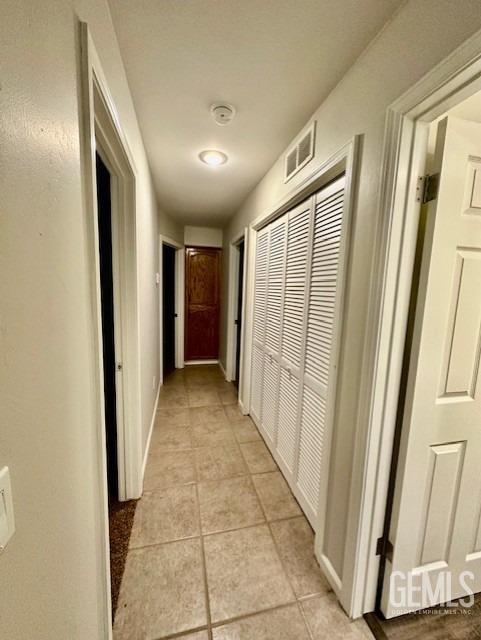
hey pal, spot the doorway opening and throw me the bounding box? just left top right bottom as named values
left=162, top=243, right=177, bottom=378
left=226, top=231, right=247, bottom=391
left=365, top=85, right=481, bottom=640
left=96, top=152, right=119, bottom=500
left=234, top=239, right=245, bottom=389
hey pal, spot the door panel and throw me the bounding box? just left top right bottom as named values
left=251, top=228, right=269, bottom=424
left=185, top=247, right=221, bottom=360
left=382, top=117, right=481, bottom=617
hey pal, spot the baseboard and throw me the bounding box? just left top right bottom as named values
left=239, top=398, right=249, bottom=416
left=219, top=360, right=228, bottom=380
left=184, top=359, right=219, bottom=365
left=141, top=381, right=161, bottom=483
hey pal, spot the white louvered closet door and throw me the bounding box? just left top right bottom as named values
left=261, top=215, right=287, bottom=443
left=250, top=226, right=269, bottom=424
left=249, top=174, right=348, bottom=533
left=296, top=175, right=346, bottom=525
left=277, top=199, right=314, bottom=476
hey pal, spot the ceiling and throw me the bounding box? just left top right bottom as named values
left=109, top=0, right=403, bottom=226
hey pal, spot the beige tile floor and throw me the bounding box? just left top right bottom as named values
left=114, top=365, right=374, bottom=640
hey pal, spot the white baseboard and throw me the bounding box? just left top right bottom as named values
left=219, top=360, right=229, bottom=381
left=239, top=398, right=249, bottom=416
left=141, top=381, right=161, bottom=483
left=184, top=359, right=219, bottom=365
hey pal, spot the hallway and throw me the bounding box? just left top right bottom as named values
left=113, top=365, right=372, bottom=639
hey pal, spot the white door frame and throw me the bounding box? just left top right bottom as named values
left=80, top=22, right=143, bottom=638
left=225, top=229, right=247, bottom=384
left=159, top=234, right=185, bottom=385
left=353, top=30, right=481, bottom=617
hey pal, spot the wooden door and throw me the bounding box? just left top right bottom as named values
left=185, top=247, right=221, bottom=360
left=381, top=117, right=481, bottom=616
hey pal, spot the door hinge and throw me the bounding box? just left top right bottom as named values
left=376, top=536, right=394, bottom=562
left=416, top=173, right=440, bottom=204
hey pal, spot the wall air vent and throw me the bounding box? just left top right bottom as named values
left=284, top=121, right=316, bottom=182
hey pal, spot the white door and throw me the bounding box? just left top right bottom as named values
left=297, top=178, right=346, bottom=522
left=277, top=198, right=314, bottom=480
left=381, top=116, right=481, bottom=617
left=261, top=214, right=287, bottom=442
left=250, top=226, right=269, bottom=424
left=250, top=175, right=349, bottom=532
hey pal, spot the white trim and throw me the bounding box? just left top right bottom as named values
left=226, top=229, right=247, bottom=383
left=159, top=234, right=185, bottom=384
left=219, top=360, right=228, bottom=379
left=79, top=21, right=144, bottom=638
left=185, top=359, right=219, bottom=365
left=350, top=29, right=481, bottom=618
left=142, top=380, right=161, bottom=480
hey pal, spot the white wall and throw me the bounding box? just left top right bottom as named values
left=222, top=0, right=481, bottom=590
left=185, top=225, right=223, bottom=247
left=0, top=1, right=170, bottom=637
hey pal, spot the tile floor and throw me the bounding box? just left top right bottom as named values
left=113, top=365, right=374, bottom=640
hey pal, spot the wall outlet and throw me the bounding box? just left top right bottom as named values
left=153, top=376, right=157, bottom=391
left=155, top=272, right=160, bottom=285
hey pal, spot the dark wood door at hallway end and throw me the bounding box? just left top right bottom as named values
left=185, top=247, right=221, bottom=360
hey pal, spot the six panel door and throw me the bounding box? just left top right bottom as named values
left=381, top=117, right=481, bottom=617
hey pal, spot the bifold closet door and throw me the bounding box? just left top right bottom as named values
left=250, top=174, right=348, bottom=531
left=250, top=226, right=269, bottom=424
left=276, top=199, right=313, bottom=478
left=261, top=215, right=287, bottom=443
left=296, top=176, right=346, bottom=523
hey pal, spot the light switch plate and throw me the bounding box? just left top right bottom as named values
left=0, top=467, right=15, bottom=552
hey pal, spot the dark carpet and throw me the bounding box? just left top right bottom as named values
left=365, top=595, right=481, bottom=640
left=108, top=497, right=137, bottom=619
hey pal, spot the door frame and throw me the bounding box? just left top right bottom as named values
left=241, top=135, right=360, bottom=603
left=355, top=30, right=481, bottom=618
left=225, top=229, right=248, bottom=384
left=79, top=22, right=143, bottom=637
left=159, top=234, right=185, bottom=385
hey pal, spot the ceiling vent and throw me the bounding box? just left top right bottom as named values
left=284, top=122, right=316, bottom=182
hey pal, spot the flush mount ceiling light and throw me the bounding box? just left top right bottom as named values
left=199, top=150, right=228, bottom=166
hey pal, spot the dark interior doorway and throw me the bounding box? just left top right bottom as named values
left=234, top=240, right=245, bottom=389
left=163, top=244, right=176, bottom=377
left=96, top=152, right=137, bottom=620
left=96, top=152, right=118, bottom=501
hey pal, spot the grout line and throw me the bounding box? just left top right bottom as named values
left=155, top=623, right=209, bottom=640
left=298, top=599, right=315, bottom=640
left=209, top=600, right=299, bottom=630
left=195, top=482, right=214, bottom=640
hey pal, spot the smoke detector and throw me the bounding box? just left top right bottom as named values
left=211, top=103, right=236, bottom=126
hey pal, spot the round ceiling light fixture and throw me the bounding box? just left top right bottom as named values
left=199, top=150, right=228, bottom=166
